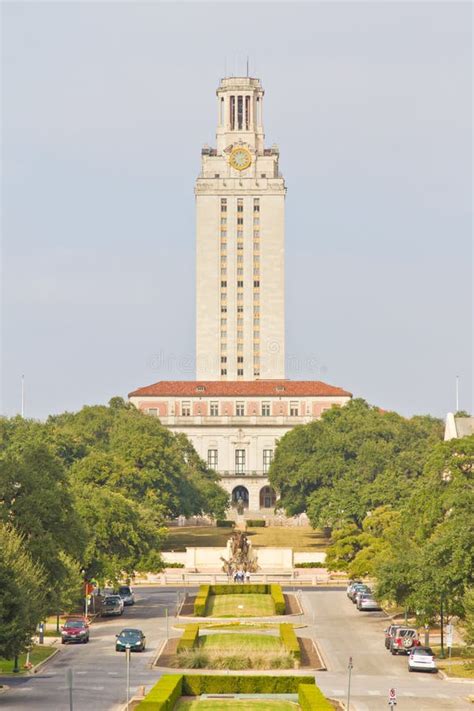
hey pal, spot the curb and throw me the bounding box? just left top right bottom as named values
left=437, top=669, right=474, bottom=684
left=32, top=646, right=60, bottom=674
left=312, top=639, right=328, bottom=671
left=150, top=638, right=169, bottom=669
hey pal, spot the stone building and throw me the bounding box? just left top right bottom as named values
left=129, top=75, right=352, bottom=515
left=129, top=380, right=351, bottom=513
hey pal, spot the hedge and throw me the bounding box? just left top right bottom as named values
left=177, top=624, right=199, bottom=651
left=182, top=674, right=315, bottom=695
left=216, top=520, right=234, bottom=527
left=270, top=584, right=286, bottom=614
left=194, top=585, right=210, bottom=616
left=298, top=682, right=334, bottom=710
left=209, top=584, right=270, bottom=595
left=135, top=674, right=183, bottom=710
left=295, top=562, right=325, bottom=569
left=279, top=623, right=300, bottom=660
left=194, top=583, right=286, bottom=615
left=247, top=519, right=266, bottom=527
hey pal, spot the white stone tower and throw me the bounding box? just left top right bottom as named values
left=196, top=76, right=286, bottom=381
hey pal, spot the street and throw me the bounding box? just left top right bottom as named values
left=1, top=587, right=471, bottom=710
left=305, top=590, right=472, bottom=710
left=0, top=587, right=179, bottom=711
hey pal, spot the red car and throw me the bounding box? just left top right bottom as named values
left=61, top=617, right=90, bottom=644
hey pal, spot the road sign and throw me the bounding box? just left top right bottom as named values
left=446, top=624, right=454, bottom=648
left=388, top=688, right=397, bottom=706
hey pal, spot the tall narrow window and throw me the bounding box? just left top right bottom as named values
left=208, top=449, right=218, bottom=468
left=230, top=96, right=235, bottom=130
left=235, top=449, right=246, bottom=474
left=181, top=402, right=191, bottom=417
left=263, top=449, right=274, bottom=473
left=245, top=96, right=250, bottom=130
left=261, top=402, right=270, bottom=417
left=236, top=401, right=245, bottom=416
left=237, top=95, right=243, bottom=130
left=210, top=401, right=219, bottom=416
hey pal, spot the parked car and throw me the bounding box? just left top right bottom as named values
left=408, top=646, right=437, bottom=673
left=117, top=585, right=135, bottom=606
left=350, top=584, right=371, bottom=603
left=101, top=595, right=124, bottom=617
left=355, top=588, right=372, bottom=606
left=61, top=617, right=90, bottom=644
left=390, top=627, right=420, bottom=655
left=357, top=594, right=381, bottom=611
left=115, top=628, right=146, bottom=652
left=347, top=581, right=362, bottom=598
left=384, top=624, right=401, bottom=649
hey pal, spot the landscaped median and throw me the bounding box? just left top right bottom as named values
left=156, top=622, right=322, bottom=671
left=0, top=645, right=56, bottom=674
left=136, top=674, right=334, bottom=710
left=194, top=584, right=286, bottom=617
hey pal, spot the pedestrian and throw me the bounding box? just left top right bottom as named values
left=245, top=571, right=250, bottom=583
left=233, top=570, right=238, bottom=583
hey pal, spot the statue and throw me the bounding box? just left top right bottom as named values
left=220, top=530, right=258, bottom=578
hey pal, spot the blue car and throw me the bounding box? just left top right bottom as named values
left=116, top=628, right=146, bottom=652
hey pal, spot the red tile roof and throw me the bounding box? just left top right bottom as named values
left=128, top=380, right=352, bottom=398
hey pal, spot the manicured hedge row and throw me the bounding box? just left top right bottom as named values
left=182, top=674, right=315, bottom=695
left=298, top=682, right=334, bottom=710
left=177, top=624, right=199, bottom=651
left=295, top=562, right=325, bottom=569
left=216, top=520, right=234, bottom=527
left=279, top=623, right=300, bottom=660
left=247, top=519, right=266, bottom=527
left=271, top=584, right=286, bottom=614
left=193, top=583, right=286, bottom=615
left=194, top=585, right=210, bottom=616
left=135, top=674, right=183, bottom=710
left=210, top=584, right=270, bottom=595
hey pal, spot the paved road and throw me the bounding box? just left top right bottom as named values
left=2, top=587, right=472, bottom=710
left=304, top=590, right=472, bottom=710
left=1, top=587, right=180, bottom=711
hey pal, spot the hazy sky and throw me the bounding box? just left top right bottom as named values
left=2, top=2, right=472, bottom=420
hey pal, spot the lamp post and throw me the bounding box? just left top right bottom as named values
left=125, top=645, right=131, bottom=709
left=347, top=656, right=353, bottom=710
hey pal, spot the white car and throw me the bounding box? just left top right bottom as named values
left=408, top=646, right=437, bottom=673
left=357, top=594, right=381, bottom=611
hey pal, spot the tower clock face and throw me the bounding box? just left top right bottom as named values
left=229, top=147, right=252, bottom=171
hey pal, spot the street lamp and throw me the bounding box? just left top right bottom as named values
left=125, top=645, right=131, bottom=709
left=347, top=656, right=353, bottom=710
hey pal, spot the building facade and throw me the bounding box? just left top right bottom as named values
left=196, top=77, right=285, bottom=381
left=129, top=75, right=352, bottom=514
left=129, top=380, right=351, bottom=513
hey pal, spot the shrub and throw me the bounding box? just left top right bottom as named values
left=164, top=562, right=185, bottom=568
left=295, top=562, right=326, bottom=568
left=247, top=520, right=266, bottom=527
left=176, top=649, right=210, bottom=668
left=194, top=585, right=210, bottom=616
left=270, top=584, right=286, bottom=614
left=136, top=674, right=183, bottom=710
left=177, top=624, right=199, bottom=651
left=279, top=623, right=300, bottom=660
left=182, top=674, right=315, bottom=695
left=298, top=682, right=334, bottom=710
left=216, top=520, right=234, bottom=528
left=209, top=584, right=269, bottom=595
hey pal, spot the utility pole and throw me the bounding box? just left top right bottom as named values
left=347, top=656, right=353, bottom=710
left=21, top=374, right=25, bottom=417
left=67, top=668, right=73, bottom=711
left=125, top=645, right=131, bottom=709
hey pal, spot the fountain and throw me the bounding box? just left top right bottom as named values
left=220, top=530, right=259, bottom=577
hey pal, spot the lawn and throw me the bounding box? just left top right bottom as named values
left=0, top=645, right=55, bottom=673
left=175, top=700, right=300, bottom=710
left=200, top=632, right=283, bottom=652
left=163, top=526, right=330, bottom=552
left=206, top=594, right=275, bottom=617
left=432, top=644, right=474, bottom=679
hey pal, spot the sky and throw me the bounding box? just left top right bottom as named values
left=2, top=1, right=472, bottom=420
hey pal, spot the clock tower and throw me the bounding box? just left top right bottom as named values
left=196, top=76, right=286, bottom=381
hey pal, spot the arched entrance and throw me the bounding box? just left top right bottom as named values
left=232, top=485, right=249, bottom=509
left=260, top=486, right=277, bottom=509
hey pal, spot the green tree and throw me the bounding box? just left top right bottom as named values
left=0, top=524, right=47, bottom=660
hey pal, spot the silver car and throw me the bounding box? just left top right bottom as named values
left=117, top=585, right=135, bottom=606
left=357, top=594, right=381, bottom=611
left=408, top=646, right=437, bottom=673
